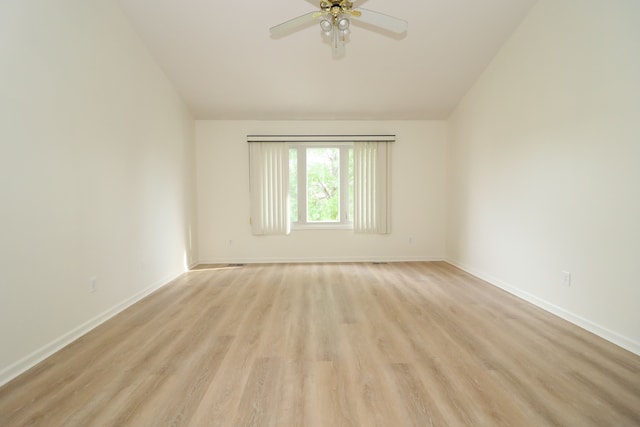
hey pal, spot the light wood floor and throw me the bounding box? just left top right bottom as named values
left=1, top=262, right=639, bottom=426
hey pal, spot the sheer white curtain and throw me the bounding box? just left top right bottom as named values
left=249, top=142, right=290, bottom=235
left=353, top=141, right=391, bottom=234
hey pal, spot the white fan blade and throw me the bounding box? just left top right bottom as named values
left=270, top=12, right=319, bottom=37
left=355, top=8, right=407, bottom=34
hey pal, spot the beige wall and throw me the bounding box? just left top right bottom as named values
left=0, top=1, right=197, bottom=384
left=447, top=0, right=640, bottom=353
left=196, top=120, right=447, bottom=263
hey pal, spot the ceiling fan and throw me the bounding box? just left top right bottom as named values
left=270, top=0, right=408, bottom=58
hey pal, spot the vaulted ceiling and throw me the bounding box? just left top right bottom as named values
left=117, top=0, right=537, bottom=120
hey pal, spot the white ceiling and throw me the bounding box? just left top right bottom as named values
left=117, top=0, right=537, bottom=120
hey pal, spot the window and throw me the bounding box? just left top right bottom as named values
left=248, top=135, right=393, bottom=236
left=289, top=145, right=353, bottom=228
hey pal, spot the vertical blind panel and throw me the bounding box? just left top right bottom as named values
left=353, top=141, right=390, bottom=234
left=250, top=143, right=290, bottom=235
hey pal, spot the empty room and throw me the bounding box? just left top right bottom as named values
left=1, top=0, right=639, bottom=425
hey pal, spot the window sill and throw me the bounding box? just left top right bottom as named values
left=292, top=223, right=354, bottom=231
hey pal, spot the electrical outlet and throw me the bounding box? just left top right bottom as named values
left=562, top=271, right=571, bottom=287
left=89, top=276, right=97, bottom=293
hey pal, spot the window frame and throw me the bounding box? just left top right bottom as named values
left=289, top=142, right=353, bottom=230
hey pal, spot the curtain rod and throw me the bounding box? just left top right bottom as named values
left=247, top=134, right=396, bottom=143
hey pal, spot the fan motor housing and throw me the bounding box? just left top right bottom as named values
left=321, top=0, right=354, bottom=16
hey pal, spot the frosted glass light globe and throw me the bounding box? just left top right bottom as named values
left=337, top=17, right=350, bottom=31
left=320, top=19, right=333, bottom=32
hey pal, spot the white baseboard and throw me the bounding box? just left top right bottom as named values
left=196, top=256, right=444, bottom=265
left=446, top=259, right=640, bottom=356
left=0, top=269, right=186, bottom=388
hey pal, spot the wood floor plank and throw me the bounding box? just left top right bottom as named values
left=388, top=362, right=448, bottom=427
left=233, top=357, right=283, bottom=427
left=273, top=358, right=313, bottom=426
left=1, top=262, right=639, bottom=426
left=311, top=360, right=358, bottom=427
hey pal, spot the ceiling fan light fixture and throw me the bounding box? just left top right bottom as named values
left=269, top=0, right=408, bottom=57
